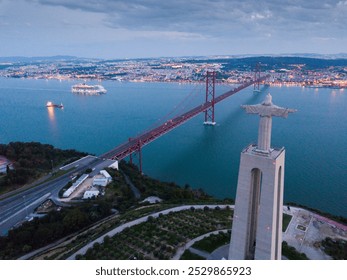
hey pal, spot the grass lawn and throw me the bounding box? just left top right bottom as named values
left=192, top=231, right=230, bottom=253
left=180, top=250, right=205, bottom=260
left=283, top=213, right=292, bottom=232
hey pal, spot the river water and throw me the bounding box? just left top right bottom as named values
left=0, top=78, right=346, bottom=217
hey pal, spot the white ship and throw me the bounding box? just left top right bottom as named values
left=71, top=83, right=107, bottom=95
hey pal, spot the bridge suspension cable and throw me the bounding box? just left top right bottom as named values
left=139, top=83, right=203, bottom=136
left=100, top=73, right=270, bottom=173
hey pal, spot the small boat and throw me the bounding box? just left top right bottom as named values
left=46, top=101, right=64, bottom=109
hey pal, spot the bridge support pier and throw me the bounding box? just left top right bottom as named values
left=129, top=138, right=143, bottom=174
left=138, top=141, right=143, bottom=174
left=104, top=74, right=269, bottom=172
left=204, top=71, right=216, bottom=125
left=253, top=63, right=261, bottom=92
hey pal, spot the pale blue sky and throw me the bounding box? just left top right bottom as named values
left=1, top=0, right=347, bottom=58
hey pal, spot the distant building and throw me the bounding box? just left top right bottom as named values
left=83, top=186, right=100, bottom=199
left=93, top=170, right=112, bottom=187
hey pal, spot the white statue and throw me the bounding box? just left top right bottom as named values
left=241, top=93, right=296, bottom=153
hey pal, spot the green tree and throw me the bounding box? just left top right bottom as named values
left=63, top=208, right=89, bottom=232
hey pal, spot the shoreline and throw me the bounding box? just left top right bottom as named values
left=0, top=76, right=346, bottom=89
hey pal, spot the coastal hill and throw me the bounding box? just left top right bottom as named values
left=0, top=142, right=345, bottom=260
left=1, top=54, right=347, bottom=69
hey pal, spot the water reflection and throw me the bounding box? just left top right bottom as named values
left=47, top=106, right=55, bottom=122
left=47, top=106, right=58, bottom=138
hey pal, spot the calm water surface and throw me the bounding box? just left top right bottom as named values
left=0, top=78, right=346, bottom=217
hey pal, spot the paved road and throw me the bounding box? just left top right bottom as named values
left=0, top=155, right=109, bottom=235
left=67, top=204, right=346, bottom=260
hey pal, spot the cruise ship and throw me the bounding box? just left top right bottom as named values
left=71, top=83, right=107, bottom=95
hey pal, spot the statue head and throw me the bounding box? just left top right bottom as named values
left=263, top=93, right=272, bottom=106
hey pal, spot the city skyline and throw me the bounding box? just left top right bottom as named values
left=1, top=0, right=347, bottom=59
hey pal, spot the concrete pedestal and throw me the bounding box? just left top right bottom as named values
left=229, top=145, right=285, bottom=260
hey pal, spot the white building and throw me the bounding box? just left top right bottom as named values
left=83, top=186, right=100, bottom=199
left=63, top=174, right=89, bottom=198
left=100, top=170, right=112, bottom=182
left=93, top=170, right=112, bottom=187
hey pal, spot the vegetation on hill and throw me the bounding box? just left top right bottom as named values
left=180, top=250, right=205, bottom=260
left=119, top=161, right=231, bottom=204
left=97, top=161, right=223, bottom=215
left=0, top=145, right=227, bottom=259
left=192, top=231, right=230, bottom=253
left=0, top=142, right=87, bottom=191
left=282, top=241, right=308, bottom=260
left=76, top=207, right=232, bottom=260
left=321, top=237, right=346, bottom=260
left=0, top=143, right=341, bottom=261
left=0, top=202, right=111, bottom=259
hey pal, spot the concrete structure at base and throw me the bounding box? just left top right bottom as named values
left=229, top=93, right=296, bottom=260
left=108, top=161, right=119, bottom=170
left=63, top=174, right=89, bottom=198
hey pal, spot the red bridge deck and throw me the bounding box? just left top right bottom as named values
left=100, top=76, right=268, bottom=161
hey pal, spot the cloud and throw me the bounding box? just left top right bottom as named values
left=337, top=0, right=347, bottom=6
left=250, top=11, right=272, bottom=21
left=25, top=0, right=346, bottom=39
left=1, top=0, right=344, bottom=57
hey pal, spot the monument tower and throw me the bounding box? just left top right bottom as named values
left=229, top=93, right=296, bottom=260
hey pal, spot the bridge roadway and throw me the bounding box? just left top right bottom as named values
left=100, top=76, right=269, bottom=161
left=0, top=75, right=267, bottom=235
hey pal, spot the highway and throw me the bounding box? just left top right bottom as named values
left=0, top=155, right=110, bottom=235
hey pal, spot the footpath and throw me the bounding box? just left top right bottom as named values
left=67, top=205, right=232, bottom=260
left=66, top=204, right=346, bottom=260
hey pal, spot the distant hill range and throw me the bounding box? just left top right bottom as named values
left=183, top=55, right=347, bottom=71
left=0, top=55, right=85, bottom=63
left=1, top=54, right=347, bottom=70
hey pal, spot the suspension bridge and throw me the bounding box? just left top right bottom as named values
left=100, top=71, right=269, bottom=172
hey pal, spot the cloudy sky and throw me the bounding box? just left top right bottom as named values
left=1, top=0, right=347, bottom=58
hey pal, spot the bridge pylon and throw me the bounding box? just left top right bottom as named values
left=253, top=63, right=261, bottom=92
left=129, top=138, right=143, bottom=174
left=204, top=71, right=216, bottom=125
